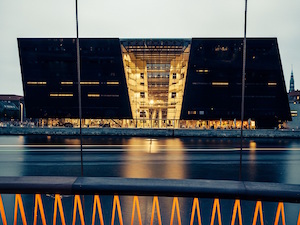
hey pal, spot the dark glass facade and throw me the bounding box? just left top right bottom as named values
left=18, top=38, right=291, bottom=128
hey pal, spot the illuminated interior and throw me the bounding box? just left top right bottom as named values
left=121, top=39, right=191, bottom=128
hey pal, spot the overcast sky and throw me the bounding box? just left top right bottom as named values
left=0, top=0, right=299, bottom=95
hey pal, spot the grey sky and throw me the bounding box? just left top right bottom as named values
left=0, top=0, right=299, bottom=95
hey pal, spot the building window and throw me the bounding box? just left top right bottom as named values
left=107, top=81, right=119, bottom=85
left=140, top=111, right=146, bottom=118
left=140, top=82, right=144, bottom=86
left=172, top=73, right=176, bottom=79
left=291, top=110, right=298, bottom=117
left=27, top=81, right=47, bottom=85
left=140, top=73, right=144, bottom=79
left=50, top=93, right=73, bottom=97
left=61, top=82, right=73, bottom=85
left=196, top=69, right=209, bottom=73
left=268, top=82, right=277, bottom=86
left=188, top=111, right=197, bottom=115
left=88, top=94, right=100, bottom=98
left=140, top=92, right=145, bottom=98
left=212, top=82, right=229, bottom=86
left=80, top=81, right=99, bottom=85
left=171, top=92, right=176, bottom=98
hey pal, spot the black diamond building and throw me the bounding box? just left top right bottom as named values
left=18, top=38, right=291, bottom=129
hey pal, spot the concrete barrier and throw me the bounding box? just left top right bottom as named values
left=1, top=127, right=300, bottom=138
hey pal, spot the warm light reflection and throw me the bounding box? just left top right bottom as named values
left=249, top=141, right=257, bottom=150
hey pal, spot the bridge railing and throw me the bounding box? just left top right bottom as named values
left=0, top=176, right=299, bottom=225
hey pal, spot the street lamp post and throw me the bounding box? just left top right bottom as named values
left=20, top=102, right=23, bottom=124
left=240, top=0, right=248, bottom=181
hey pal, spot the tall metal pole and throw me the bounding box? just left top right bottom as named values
left=75, top=0, right=83, bottom=177
left=240, top=0, right=248, bottom=181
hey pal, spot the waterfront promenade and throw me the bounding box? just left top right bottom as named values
left=1, top=127, right=300, bottom=138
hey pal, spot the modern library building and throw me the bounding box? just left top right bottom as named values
left=18, top=38, right=291, bottom=129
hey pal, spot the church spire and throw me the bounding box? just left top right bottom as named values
left=289, top=65, right=294, bottom=93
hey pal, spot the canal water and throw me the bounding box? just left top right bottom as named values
left=0, top=135, right=299, bottom=225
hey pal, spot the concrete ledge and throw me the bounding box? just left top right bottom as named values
left=1, top=127, right=300, bottom=138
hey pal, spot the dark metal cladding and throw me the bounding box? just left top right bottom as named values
left=181, top=38, right=291, bottom=128
left=18, top=38, right=132, bottom=119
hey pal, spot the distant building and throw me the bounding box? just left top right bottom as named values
left=287, top=90, right=300, bottom=129
left=18, top=38, right=291, bottom=129
left=0, top=95, right=24, bottom=121
left=289, top=66, right=295, bottom=93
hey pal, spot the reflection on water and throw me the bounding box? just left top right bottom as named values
left=0, top=136, right=300, bottom=184
left=122, top=138, right=187, bottom=179
left=0, top=136, right=300, bottom=224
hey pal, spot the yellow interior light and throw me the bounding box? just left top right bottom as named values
left=212, top=82, right=229, bottom=86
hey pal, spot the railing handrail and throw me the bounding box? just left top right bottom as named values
left=0, top=176, right=299, bottom=203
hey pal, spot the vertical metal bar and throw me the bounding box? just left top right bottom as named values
left=75, top=0, right=83, bottom=176
left=240, top=0, right=248, bottom=181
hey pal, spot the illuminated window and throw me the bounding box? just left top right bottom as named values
left=196, top=69, right=209, bottom=73
left=199, top=111, right=204, bottom=115
left=80, top=81, right=99, bottom=85
left=297, top=96, right=299, bottom=100
left=61, top=82, right=73, bottom=85
left=140, top=111, right=146, bottom=118
left=101, top=94, right=119, bottom=97
left=212, top=82, right=229, bottom=86
left=268, top=82, right=277, bottom=86
left=27, top=81, right=47, bottom=85
left=140, top=92, right=145, bottom=98
left=215, top=46, right=228, bottom=52
left=107, top=81, right=119, bottom=85
left=171, top=92, right=176, bottom=98
left=188, top=111, right=197, bottom=115
left=172, top=73, right=176, bottom=79
left=88, top=94, right=100, bottom=97
left=291, top=110, right=297, bottom=117
left=50, top=93, right=73, bottom=97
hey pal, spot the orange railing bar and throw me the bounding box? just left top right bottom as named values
left=92, top=195, right=105, bottom=225
left=72, top=195, right=85, bottom=225
left=33, top=194, right=47, bottom=225
left=190, top=198, right=202, bottom=225
left=252, top=201, right=264, bottom=225
left=231, top=199, right=242, bottom=225
left=131, top=196, right=143, bottom=225
left=170, top=197, right=182, bottom=225
left=14, top=194, right=27, bottom=225
left=274, top=202, right=286, bottom=225
left=53, top=194, right=66, bottom=225
left=210, top=198, right=222, bottom=225
left=0, top=193, right=299, bottom=225
left=0, top=195, right=7, bottom=225
left=111, top=195, right=124, bottom=225
left=150, top=196, right=162, bottom=225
